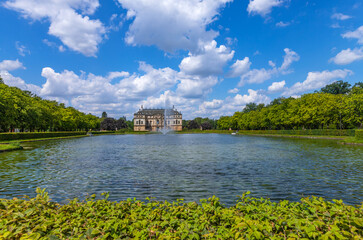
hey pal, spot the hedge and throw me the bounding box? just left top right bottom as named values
left=237, top=129, right=355, bottom=136
left=356, top=129, right=363, bottom=140
left=0, top=132, right=87, bottom=141
left=90, top=131, right=116, bottom=135
left=0, top=189, right=362, bottom=239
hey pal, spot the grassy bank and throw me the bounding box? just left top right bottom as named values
left=0, top=131, right=88, bottom=141
left=0, top=189, right=361, bottom=239
left=177, top=129, right=234, bottom=134
left=0, top=142, right=23, bottom=152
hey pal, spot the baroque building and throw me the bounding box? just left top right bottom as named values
left=134, top=106, right=183, bottom=132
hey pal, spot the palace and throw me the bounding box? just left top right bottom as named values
left=133, top=106, right=183, bottom=132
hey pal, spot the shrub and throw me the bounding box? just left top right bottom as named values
left=355, top=129, right=363, bottom=140
left=0, top=189, right=362, bottom=239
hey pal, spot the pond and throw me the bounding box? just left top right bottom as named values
left=0, top=134, right=362, bottom=205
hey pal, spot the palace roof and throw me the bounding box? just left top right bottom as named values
left=134, top=108, right=181, bottom=116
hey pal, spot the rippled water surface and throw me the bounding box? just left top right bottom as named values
left=0, top=134, right=362, bottom=205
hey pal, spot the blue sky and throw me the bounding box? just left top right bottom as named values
left=0, top=0, right=362, bottom=119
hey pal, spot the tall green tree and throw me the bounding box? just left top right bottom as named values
left=320, top=80, right=351, bottom=94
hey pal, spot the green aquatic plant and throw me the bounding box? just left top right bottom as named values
left=0, top=189, right=362, bottom=239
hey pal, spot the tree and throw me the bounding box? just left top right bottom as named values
left=102, top=111, right=108, bottom=118
left=200, top=121, right=212, bottom=130
left=100, top=118, right=117, bottom=130
left=243, top=102, right=258, bottom=113
left=217, top=116, right=231, bottom=130
left=320, top=80, right=351, bottom=94
left=353, top=82, right=363, bottom=88
left=0, top=75, right=3, bottom=84
left=115, top=118, right=128, bottom=130
left=187, top=120, right=200, bottom=129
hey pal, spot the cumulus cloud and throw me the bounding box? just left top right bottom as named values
left=247, top=0, right=284, bottom=16
left=331, top=13, right=352, bottom=21
left=4, top=0, right=106, bottom=57
left=0, top=59, right=25, bottom=71
left=268, top=80, right=286, bottom=93
left=330, top=47, right=363, bottom=65
left=237, top=48, right=299, bottom=86
left=0, top=71, right=41, bottom=94
left=331, top=26, right=363, bottom=65
left=342, top=25, right=363, bottom=44
left=227, top=57, right=251, bottom=78
left=232, top=89, right=270, bottom=106
left=0, top=59, right=40, bottom=93
left=238, top=68, right=274, bottom=86
left=176, top=74, right=218, bottom=99
left=282, top=69, right=352, bottom=96
left=117, top=0, right=232, bottom=52
left=107, top=71, right=130, bottom=80
left=228, top=88, right=239, bottom=94
left=179, top=40, right=234, bottom=76
left=40, top=62, right=178, bottom=102
left=200, top=99, right=224, bottom=110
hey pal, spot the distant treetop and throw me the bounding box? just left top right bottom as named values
left=319, top=80, right=351, bottom=95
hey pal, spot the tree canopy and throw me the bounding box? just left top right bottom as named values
left=0, top=83, right=100, bottom=132
left=217, top=89, right=363, bottom=130
left=319, top=80, right=351, bottom=95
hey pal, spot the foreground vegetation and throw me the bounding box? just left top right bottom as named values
left=0, top=189, right=361, bottom=239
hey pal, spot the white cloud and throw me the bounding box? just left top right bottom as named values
left=238, top=68, right=275, bottom=86
left=237, top=48, right=299, bottom=86
left=283, top=69, right=352, bottom=96
left=279, top=48, right=300, bottom=72
left=0, top=71, right=41, bottom=94
left=4, top=0, right=106, bottom=57
left=15, top=41, right=30, bottom=56
left=247, top=0, right=284, bottom=16
left=176, top=74, right=218, bottom=99
left=342, top=25, right=363, bottom=44
left=232, top=89, right=270, bottom=106
left=107, top=71, right=130, bottom=80
left=179, top=40, right=234, bottom=76
left=40, top=62, right=178, bottom=101
left=268, top=60, right=276, bottom=68
left=0, top=59, right=25, bottom=71
left=276, top=21, right=290, bottom=27
left=228, top=88, right=239, bottom=94
left=117, top=0, right=232, bottom=52
left=200, top=99, right=224, bottom=110
left=227, top=57, right=251, bottom=78
left=331, top=13, right=352, bottom=21
left=330, top=47, right=363, bottom=65
left=268, top=80, right=286, bottom=93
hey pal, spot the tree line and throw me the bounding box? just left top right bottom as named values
left=0, top=79, right=133, bottom=132
left=0, top=81, right=101, bottom=132
left=217, top=81, right=363, bottom=130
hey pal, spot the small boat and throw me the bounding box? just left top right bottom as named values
left=231, top=132, right=236, bottom=135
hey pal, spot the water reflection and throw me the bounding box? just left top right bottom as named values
left=0, top=134, right=362, bottom=205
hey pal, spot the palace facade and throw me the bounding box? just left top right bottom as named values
left=134, top=106, right=183, bottom=132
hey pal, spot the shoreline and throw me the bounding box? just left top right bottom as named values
left=1, top=130, right=362, bottom=153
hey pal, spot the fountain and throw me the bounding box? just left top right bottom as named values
left=160, top=94, right=173, bottom=134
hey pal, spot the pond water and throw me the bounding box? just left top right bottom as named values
left=0, top=134, right=362, bottom=205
